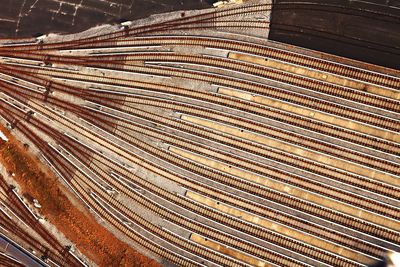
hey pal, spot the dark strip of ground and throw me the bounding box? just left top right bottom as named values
left=1, top=0, right=212, bottom=38
left=269, top=0, right=400, bottom=70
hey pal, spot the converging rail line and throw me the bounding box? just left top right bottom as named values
left=0, top=1, right=398, bottom=266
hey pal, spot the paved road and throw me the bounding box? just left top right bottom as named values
left=1, top=0, right=212, bottom=38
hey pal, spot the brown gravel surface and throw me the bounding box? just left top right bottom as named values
left=0, top=125, right=160, bottom=267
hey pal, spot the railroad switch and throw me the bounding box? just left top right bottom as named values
left=41, top=248, right=49, bottom=261
left=38, top=40, right=44, bottom=49
left=10, top=119, right=18, bottom=129
left=43, top=55, right=52, bottom=66
left=24, top=111, right=35, bottom=122
left=123, top=26, right=129, bottom=37
left=44, top=81, right=52, bottom=92
left=43, top=82, right=53, bottom=102
left=65, top=245, right=72, bottom=253
left=7, top=184, right=15, bottom=191
left=43, top=89, right=51, bottom=102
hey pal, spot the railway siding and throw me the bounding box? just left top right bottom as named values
left=228, top=53, right=400, bottom=100
left=0, top=1, right=398, bottom=266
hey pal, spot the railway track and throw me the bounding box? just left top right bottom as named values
left=0, top=3, right=271, bottom=52
left=0, top=92, right=365, bottom=267
left=0, top=175, right=82, bottom=266
left=0, top=107, right=204, bottom=267
left=36, top=112, right=363, bottom=267
left=2, top=51, right=397, bottom=130
left=3, top=70, right=396, bottom=218
left=0, top=99, right=252, bottom=267
left=1, top=66, right=398, bottom=170
left=3, top=34, right=396, bottom=93
left=0, top=59, right=398, bottom=262
left=3, top=61, right=399, bottom=159
left=0, top=76, right=394, bottom=266
left=0, top=87, right=396, bottom=264
left=0, top=1, right=398, bottom=266
left=5, top=64, right=398, bottom=198
left=0, top=251, right=26, bottom=267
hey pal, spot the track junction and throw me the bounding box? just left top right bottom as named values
left=0, top=0, right=399, bottom=266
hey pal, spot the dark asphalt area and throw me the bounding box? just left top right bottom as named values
left=2, top=0, right=399, bottom=69
left=269, top=0, right=400, bottom=69
left=0, top=0, right=212, bottom=38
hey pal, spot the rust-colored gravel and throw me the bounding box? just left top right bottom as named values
left=0, top=126, right=160, bottom=267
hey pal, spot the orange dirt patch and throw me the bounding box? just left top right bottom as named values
left=0, top=126, right=160, bottom=267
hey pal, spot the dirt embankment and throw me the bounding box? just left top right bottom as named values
left=0, top=126, right=160, bottom=267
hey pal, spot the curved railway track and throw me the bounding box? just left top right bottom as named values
left=9, top=101, right=366, bottom=267
left=0, top=88, right=365, bottom=267
left=2, top=66, right=399, bottom=196
left=0, top=65, right=398, bottom=264
left=1, top=67, right=399, bottom=171
left=2, top=58, right=399, bottom=157
left=1, top=51, right=398, bottom=128
left=0, top=1, right=398, bottom=266
left=0, top=109, right=203, bottom=267
left=0, top=177, right=83, bottom=267
left=3, top=35, right=396, bottom=92
left=0, top=3, right=271, bottom=52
